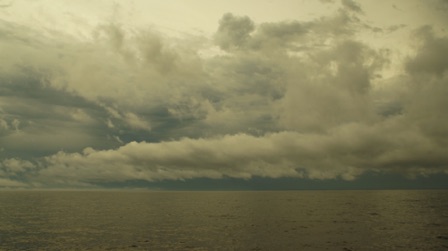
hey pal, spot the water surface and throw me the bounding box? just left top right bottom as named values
left=0, top=190, right=447, bottom=250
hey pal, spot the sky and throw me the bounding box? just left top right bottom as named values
left=1, top=0, right=448, bottom=189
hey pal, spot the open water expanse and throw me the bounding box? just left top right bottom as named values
left=0, top=190, right=447, bottom=250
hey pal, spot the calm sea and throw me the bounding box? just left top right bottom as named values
left=0, top=190, right=447, bottom=250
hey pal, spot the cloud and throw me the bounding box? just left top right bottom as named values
left=1, top=158, right=35, bottom=174
left=405, top=26, right=448, bottom=76
left=124, top=112, right=151, bottom=131
left=35, top=132, right=362, bottom=185
left=0, top=119, right=8, bottom=131
left=0, top=20, right=204, bottom=157
left=0, top=178, right=27, bottom=188
left=277, top=39, right=388, bottom=132
left=214, top=13, right=255, bottom=51
left=341, top=0, right=363, bottom=13
left=1, top=5, right=448, bottom=188
left=20, top=122, right=447, bottom=187
left=0, top=68, right=121, bottom=157
left=0, top=158, right=35, bottom=188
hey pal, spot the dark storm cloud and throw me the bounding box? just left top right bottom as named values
left=0, top=70, right=120, bottom=157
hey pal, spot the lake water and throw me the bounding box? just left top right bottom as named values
left=0, top=190, right=447, bottom=250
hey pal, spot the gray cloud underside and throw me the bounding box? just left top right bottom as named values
left=1, top=3, right=448, bottom=188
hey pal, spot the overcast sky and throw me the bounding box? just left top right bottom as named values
left=1, top=0, right=448, bottom=189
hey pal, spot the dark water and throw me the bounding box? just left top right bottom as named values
left=0, top=190, right=447, bottom=250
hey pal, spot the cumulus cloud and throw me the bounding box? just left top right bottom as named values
left=2, top=158, right=35, bottom=173
left=0, top=158, right=35, bottom=188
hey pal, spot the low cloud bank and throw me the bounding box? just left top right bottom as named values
left=2, top=125, right=447, bottom=188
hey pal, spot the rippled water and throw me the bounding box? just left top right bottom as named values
left=0, top=190, right=447, bottom=250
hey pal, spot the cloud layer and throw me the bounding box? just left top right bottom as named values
left=1, top=1, right=448, bottom=188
